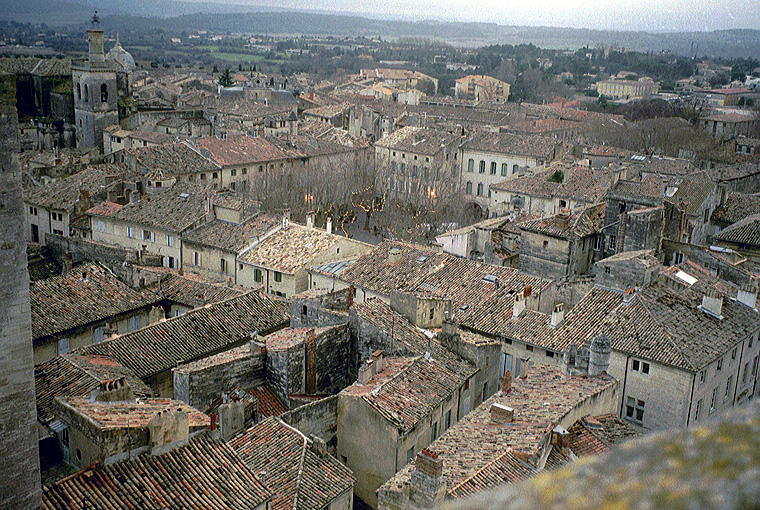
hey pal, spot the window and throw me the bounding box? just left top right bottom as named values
left=526, top=345, right=534, bottom=352
left=632, top=359, right=649, bottom=374
left=412, top=165, right=418, bottom=177
left=231, top=168, right=237, bottom=177
left=466, top=181, right=473, bottom=194
left=625, top=397, right=644, bottom=424
left=546, top=350, right=555, bottom=358
left=717, top=358, right=723, bottom=372
left=582, top=238, right=587, bottom=251
left=57, top=337, right=70, bottom=356
left=167, top=235, right=175, bottom=247
left=406, top=447, right=415, bottom=465
left=168, top=256, right=175, bottom=269
left=725, top=376, right=733, bottom=401
left=477, top=183, right=483, bottom=196
left=429, top=308, right=434, bottom=320
left=100, top=83, right=107, bottom=102
left=445, top=409, right=452, bottom=430
left=710, top=387, right=717, bottom=411
left=84, top=84, right=88, bottom=102
left=501, top=163, right=508, bottom=176
left=143, top=230, right=154, bottom=242
left=700, top=370, right=706, bottom=383
left=391, top=161, right=397, bottom=173
left=194, top=252, right=201, bottom=266
left=200, top=174, right=206, bottom=181
left=512, top=164, right=519, bottom=174
left=212, top=172, right=218, bottom=179
left=673, top=252, right=684, bottom=264
left=732, top=348, right=737, bottom=360
left=704, top=208, right=710, bottom=224
left=77, top=83, right=81, bottom=100
left=479, top=160, right=486, bottom=173
left=221, top=259, right=227, bottom=274
left=274, top=271, right=282, bottom=283
left=695, top=399, right=702, bottom=421
left=61, top=427, right=69, bottom=448
left=254, top=268, right=262, bottom=283
left=431, top=422, right=438, bottom=442
left=743, top=362, right=750, bottom=385
left=543, top=240, right=549, bottom=250
left=609, top=235, right=617, bottom=251
left=29, top=206, right=37, bottom=215
left=490, top=162, right=497, bottom=175
left=594, top=236, right=602, bottom=250
left=127, top=226, right=135, bottom=238
left=53, top=229, right=63, bottom=236
left=242, top=168, right=247, bottom=175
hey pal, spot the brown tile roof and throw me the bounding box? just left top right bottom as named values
left=229, top=418, right=355, bottom=510
left=448, top=451, right=536, bottom=499
left=156, top=272, right=245, bottom=307
left=666, top=175, right=715, bottom=216
left=35, top=353, right=154, bottom=426
left=184, top=213, right=279, bottom=253
left=250, top=385, right=289, bottom=417
left=712, top=193, right=760, bottom=226
left=374, top=126, right=461, bottom=156
left=240, top=223, right=357, bottom=274
left=42, top=435, right=272, bottom=510
left=490, top=170, right=559, bottom=197
left=31, top=262, right=160, bottom=341
left=715, top=214, right=760, bottom=247
left=77, top=292, right=289, bottom=379
left=462, top=131, right=558, bottom=159
left=55, top=396, right=209, bottom=430
left=23, top=165, right=126, bottom=211
left=87, top=181, right=212, bottom=233
left=194, top=135, right=290, bottom=167
left=519, top=203, right=605, bottom=239
left=128, top=141, right=220, bottom=176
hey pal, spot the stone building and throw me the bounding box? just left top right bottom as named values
left=337, top=351, right=477, bottom=508
left=714, top=213, right=760, bottom=263
left=377, top=362, right=621, bottom=509
left=455, top=75, right=510, bottom=102
left=663, top=175, right=724, bottom=247
left=517, top=204, right=605, bottom=280
left=596, top=78, right=659, bottom=100
left=0, top=73, right=42, bottom=510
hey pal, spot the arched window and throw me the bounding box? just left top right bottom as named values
left=479, top=160, right=486, bottom=173
left=467, top=158, right=474, bottom=172
left=84, top=84, right=88, bottom=102
left=512, top=164, right=519, bottom=174
left=490, top=162, right=497, bottom=175
left=77, top=83, right=81, bottom=100
left=501, top=163, right=508, bottom=176
left=477, top=183, right=484, bottom=196
left=100, top=83, right=108, bottom=103
left=466, top=181, right=473, bottom=194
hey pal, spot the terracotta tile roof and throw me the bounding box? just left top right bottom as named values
left=31, top=262, right=160, bottom=341
left=42, top=435, right=272, bottom=510
left=553, top=166, right=613, bottom=203
left=77, top=292, right=289, bottom=379
left=240, top=223, right=357, bottom=274
left=229, top=418, right=355, bottom=510
left=156, top=272, right=245, bottom=307
left=302, top=102, right=352, bottom=120
left=194, top=135, right=290, bottom=167
left=380, top=364, right=616, bottom=498
left=666, top=175, right=715, bottom=216
left=462, top=131, right=558, bottom=159
left=374, top=126, right=461, bottom=156
left=23, top=165, right=126, bottom=211
left=183, top=213, right=280, bottom=253
left=128, top=141, right=220, bottom=176
left=607, top=174, right=668, bottom=203
left=35, top=353, right=153, bottom=426
left=715, top=214, right=760, bottom=247
left=519, top=203, right=605, bottom=239
left=250, top=385, right=289, bottom=417
left=712, top=193, right=760, bottom=226
left=490, top=170, right=559, bottom=197
left=87, top=181, right=212, bottom=233
left=55, top=396, right=209, bottom=430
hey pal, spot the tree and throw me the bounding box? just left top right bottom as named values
left=218, top=68, right=235, bottom=88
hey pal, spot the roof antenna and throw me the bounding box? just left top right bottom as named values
left=91, top=10, right=100, bottom=26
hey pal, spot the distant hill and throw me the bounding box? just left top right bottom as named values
left=3, top=0, right=759, bottom=58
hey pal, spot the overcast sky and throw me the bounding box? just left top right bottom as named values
left=215, top=0, right=760, bottom=32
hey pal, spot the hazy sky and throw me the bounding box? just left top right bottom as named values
left=221, top=0, right=760, bottom=32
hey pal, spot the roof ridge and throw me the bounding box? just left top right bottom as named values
left=277, top=418, right=309, bottom=510
left=448, top=448, right=536, bottom=496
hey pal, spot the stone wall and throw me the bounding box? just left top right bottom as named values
left=281, top=395, right=339, bottom=453
left=290, top=288, right=352, bottom=328
left=551, top=277, right=596, bottom=309
left=173, top=347, right=266, bottom=411
left=267, top=343, right=304, bottom=403
left=593, top=257, right=656, bottom=293
left=0, top=78, right=42, bottom=509
left=519, top=230, right=570, bottom=280
left=314, top=324, right=354, bottom=395
left=620, top=207, right=663, bottom=253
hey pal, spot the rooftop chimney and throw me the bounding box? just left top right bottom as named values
left=588, top=334, right=611, bottom=377
left=306, top=211, right=315, bottom=229
left=550, top=303, right=565, bottom=328
left=148, top=408, right=189, bottom=455
left=490, top=403, right=515, bottom=424
left=555, top=210, right=571, bottom=229
left=326, top=217, right=333, bottom=234
left=371, top=350, right=384, bottom=374
left=409, top=449, right=446, bottom=508
left=129, top=189, right=140, bottom=204
left=623, top=287, right=636, bottom=305
left=90, top=377, right=134, bottom=402
left=501, top=370, right=512, bottom=394
left=737, top=283, right=758, bottom=310
left=388, top=247, right=402, bottom=265
left=441, top=311, right=458, bottom=340
left=358, top=359, right=374, bottom=384
left=513, top=293, right=526, bottom=318
left=700, top=287, right=724, bottom=319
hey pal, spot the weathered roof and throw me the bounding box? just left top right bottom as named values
left=711, top=192, right=760, bottom=226
left=518, top=203, right=605, bottom=239
left=35, top=353, right=153, bottom=426
left=715, top=214, right=760, bottom=247
left=183, top=213, right=279, bottom=252
left=87, top=181, right=211, bottom=233
left=128, top=142, right=220, bottom=176
left=461, top=131, right=557, bottom=159
left=667, top=175, right=714, bottom=216
left=77, top=292, right=289, bottom=378
left=375, top=126, right=461, bottom=156
left=31, top=262, right=159, bottom=340
left=194, top=135, right=290, bottom=166
left=490, top=170, right=559, bottom=197
left=42, top=435, right=272, bottom=510
left=229, top=418, right=355, bottom=510
left=156, top=272, right=245, bottom=307
left=23, top=165, right=125, bottom=211
left=55, top=396, right=209, bottom=430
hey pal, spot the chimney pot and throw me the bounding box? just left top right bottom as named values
left=737, top=283, right=758, bottom=310
left=588, top=334, right=611, bottom=377
left=501, top=370, right=512, bottom=393
left=700, top=287, right=724, bottom=319
left=550, top=302, right=565, bottom=328
left=371, top=350, right=383, bottom=373
left=512, top=293, right=526, bottom=318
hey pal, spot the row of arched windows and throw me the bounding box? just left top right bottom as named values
left=467, top=158, right=519, bottom=176
left=76, top=83, right=108, bottom=103
left=465, top=181, right=487, bottom=196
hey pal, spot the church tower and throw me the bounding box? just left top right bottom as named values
left=71, top=25, right=119, bottom=151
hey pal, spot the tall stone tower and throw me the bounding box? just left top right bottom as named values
left=0, top=74, right=42, bottom=508
left=71, top=28, right=119, bottom=151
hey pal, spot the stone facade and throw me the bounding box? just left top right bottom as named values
left=281, top=395, right=339, bottom=453
left=0, top=79, right=42, bottom=509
